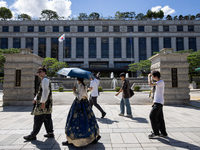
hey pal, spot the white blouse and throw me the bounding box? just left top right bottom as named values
left=73, top=83, right=88, bottom=100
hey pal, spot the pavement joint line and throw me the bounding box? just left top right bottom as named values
left=184, top=103, right=200, bottom=109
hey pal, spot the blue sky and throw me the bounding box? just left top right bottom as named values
left=0, top=0, right=199, bottom=19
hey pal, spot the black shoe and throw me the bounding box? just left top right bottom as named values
left=62, top=141, right=73, bottom=146
left=91, top=135, right=101, bottom=144
left=23, top=135, right=36, bottom=141
left=101, top=112, right=106, bottom=118
left=44, top=133, right=54, bottom=138
left=148, top=132, right=159, bottom=139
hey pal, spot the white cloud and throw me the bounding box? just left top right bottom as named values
left=151, top=5, right=175, bottom=15
left=10, top=0, right=72, bottom=19
left=0, top=0, right=7, bottom=7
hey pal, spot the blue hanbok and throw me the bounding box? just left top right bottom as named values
left=65, top=83, right=99, bottom=147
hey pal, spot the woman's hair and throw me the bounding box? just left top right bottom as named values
left=77, top=77, right=85, bottom=87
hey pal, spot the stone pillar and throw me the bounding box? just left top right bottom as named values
left=84, top=37, right=89, bottom=68
left=46, top=38, right=51, bottom=57
left=8, top=37, right=13, bottom=49
left=59, top=41, right=63, bottom=62
left=183, top=26, right=188, bottom=32
left=34, top=26, right=38, bottom=32
left=184, top=37, right=189, bottom=50
left=159, top=37, right=164, bottom=51
left=9, top=26, right=13, bottom=32
left=197, top=37, right=200, bottom=51
left=59, top=26, right=63, bottom=32
left=121, top=37, right=126, bottom=58
left=134, top=26, right=138, bottom=32
left=171, top=37, right=176, bottom=52
left=134, top=37, right=139, bottom=63
left=84, top=26, right=88, bottom=32
left=149, top=48, right=190, bottom=105
left=3, top=49, right=44, bottom=105
left=109, top=26, right=113, bottom=32
left=21, top=38, right=26, bottom=49
left=33, top=38, right=38, bottom=55
left=71, top=37, right=76, bottom=58
left=96, top=37, right=101, bottom=58
left=146, top=37, right=151, bottom=59
left=109, top=37, right=114, bottom=68
left=159, top=26, right=163, bottom=32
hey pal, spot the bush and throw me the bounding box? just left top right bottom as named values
left=134, top=85, right=141, bottom=91
left=98, top=87, right=103, bottom=92
left=115, top=87, right=120, bottom=92
left=58, top=87, right=64, bottom=92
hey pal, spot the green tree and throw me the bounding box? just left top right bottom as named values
left=0, top=7, right=13, bottom=20
left=115, top=11, right=123, bottom=20
left=42, top=57, right=68, bottom=76
left=89, top=12, right=100, bottom=20
left=190, top=15, right=195, bottom=20
left=146, top=9, right=153, bottom=20
left=196, top=13, right=200, bottom=20
left=18, top=13, right=31, bottom=21
left=41, top=9, right=59, bottom=20
left=135, top=13, right=145, bottom=20
left=183, top=15, right=189, bottom=20
left=128, top=60, right=151, bottom=74
left=173, top=15, right=178, bottom=20
left=166, top=15, right=172, bottom=20
left=78, top=13, right=88, bottom=20
left=157, top=10, right=164, bottom=19
left=129, top=12, right=136, bottom=20
left=178, top=15, right=183, bottom=20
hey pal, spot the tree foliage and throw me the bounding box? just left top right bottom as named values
left=166, top=15, right=172, bottom=20
left=89, top=12, right=100, bottom=20
left=41, top=9, right=59, bottom=20
left=42, top=57, right=68, bottom=76
left=128, top=60, right=151, bottom=74
left=18, top=13, right=31, bottom=21
left=0, top=7, right=13, bottom=20
left=78, top=13, right=88, bottom=20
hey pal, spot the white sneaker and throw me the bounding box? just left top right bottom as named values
left=118, top=113, right=124, bottom=116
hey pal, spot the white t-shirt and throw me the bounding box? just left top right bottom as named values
left=90, top=78, right=99, bottom=97
left=154, top=79, right=165, bottom=105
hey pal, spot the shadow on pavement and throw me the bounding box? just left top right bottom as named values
left=96, top=117, right=119, bottom=124
left=1, top=106, right=32, bottom=112
left=130, top=117, right=149, bottom=123
left=64, top=142, right=106, bottom=150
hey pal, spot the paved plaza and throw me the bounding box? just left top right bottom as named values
left=0, top=90, right=200, bottom=150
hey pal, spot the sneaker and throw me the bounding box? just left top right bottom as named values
left=23, top=135, right=36, bottom=141
left=118, top=113, right=124, bottom=116
left=148, top=132, right=159, bottom=139
left=44, top=133, right=54, bottom=138
left=125, top=114, right=133, bottom=118
left=101, top=112, right=106, bottom=118
left=160, top=133, right=168, bottom=137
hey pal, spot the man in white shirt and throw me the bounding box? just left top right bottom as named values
left=148, top=71, right=167, bottom=139
left=88, top=74, right=106, bottom=118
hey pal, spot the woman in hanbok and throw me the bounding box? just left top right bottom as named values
left=62, top=77, right=101, bottom=147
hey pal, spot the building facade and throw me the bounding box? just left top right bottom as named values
left=0, top=20, right=200, bottom=77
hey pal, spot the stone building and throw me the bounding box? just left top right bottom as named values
left=0, top=20, right=200, bottom=77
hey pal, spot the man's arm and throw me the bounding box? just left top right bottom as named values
left=115, top=88, right=123, bottom=96
left=41, top=78, right=50, bottom=109
left=148, top=74, right=157, bottom=86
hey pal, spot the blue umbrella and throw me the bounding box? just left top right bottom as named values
left=57, top=68, right=94, bottom=79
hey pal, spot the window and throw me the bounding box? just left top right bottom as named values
left=127, top=26, right=133, bottom=32
left=151, top=38, right=159, bottom=55
left=28, top=26, right=34, bottom=32
left=163, top=26, right=169, bottom=32
left=89, top=26, right=95, bottom=32
left=114, top=38, right=121, bottom=58
left=164, top=37, right=171, bottom=48
left=188, top=26, right=194, bottom=32
left=78, top=26, right=84, bottom=32
left=176, top=37, right=184, bottom=51
left=101, top=38, right=109, bottom=58
left=0, top=38, right=8, bottom=49
left=14, top=26, right=20, bottom=32
left=189, top=37, right=196, bottom=51
left=64, top=38, right=71, bottom=58
left=89, top=38, right=96, bottom=58
left=51, top=38, right=58, bottom=59
left=139, top=38, right=146, bottom=60
left=177, top=26, right=183, bottom=31
left=114, top=62, right=130, bottom=68
left=76, top=38, right=84, bottom=58
left=68, top=62, right=84, bottom=68
left=114, top=26, right=119, bottom=32
left=13, top=38, right=21, bottom=48
left=126, top=37, right=134, bottom=58
left=64, top=26, right=70, bottom=32
left=152, top=26, right=158, bottom=32
left=38, top=38, right=46, bottom=58
left=138, top=26, right=144, bottom=32
left=39, top=26, right=45, bottom=32
left=102, top=26, right=108, bottom=32
left=2, top=26, right=9, bottom=32
left=53, top=26, right=59, bottom=32
left=89, top=62, right=108, bottom=68
left=26, top=38, right=33, bottom=50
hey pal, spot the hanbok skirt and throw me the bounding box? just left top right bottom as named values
left=65, top=98, right=99, bottom=147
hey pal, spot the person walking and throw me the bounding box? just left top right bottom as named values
left=148, top=71, right=168, bottom=139
left=88, top=73, right=106, bottom=118
left=115, top=72, right=132, bottom=118
left=24, top=67, right=54, bottom=141
left=62, top=77, right=101, bottom=147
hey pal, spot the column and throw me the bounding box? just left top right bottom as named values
left=33, top=38, right=38, bottom=55
left=158, top=26, right=163, bottom=32
left=134, top=37, right=139, bottom=63
left=121, top=37, right=126, bottom=58
left=184, top=37, right=189, bottom=50
left=21, top=38, right=26, bottom=49
left=96, top=37, right=101, bottom=58
left=134, top=26, right=138, bottom=32
left=146, top=37, right=151, bottom=59
left=171, top=37, right=176, bottom=52
left=84, top=37, right=89, bottom=68
left=183, top=25, right=188, bottom=32
left=59, top=26, right=63, bottom=32
left=109, top=26, right=113, bottom=32
left=59, top=41, right=63, bottom=62
left=84, top=26, right=88, bottom=32
left=197, top=37, right=200, bottom=51
left=46, top=38, right=51, bottom=57
left=34, top=26, right=38, bottom=32
left=109, top=37, right=114, bottom=68
left=159, top=37, right=163, bottom=50
left=71, top=37, right=76, bottom=58
left=8, top=37, right=13, bottom=49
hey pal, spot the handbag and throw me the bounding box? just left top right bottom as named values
left=129, top=88, right=134, bottom=98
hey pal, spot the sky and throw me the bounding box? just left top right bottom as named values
left=0, top=0, right=199, bottom=19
